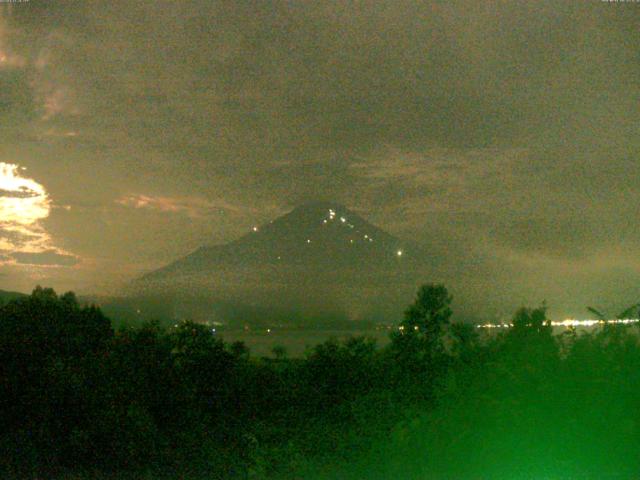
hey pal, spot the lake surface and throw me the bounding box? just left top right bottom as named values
left=218, top=328, right=393, bottom=357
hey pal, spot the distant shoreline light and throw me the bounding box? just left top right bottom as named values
left=476, top=318, right=640, bottom=329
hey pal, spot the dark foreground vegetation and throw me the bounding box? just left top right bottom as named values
left=2, top=286, right=640, bottom=479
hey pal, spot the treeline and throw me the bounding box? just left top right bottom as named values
left=1, top=285, right=640, bottom=479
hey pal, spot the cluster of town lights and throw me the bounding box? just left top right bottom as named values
left=476, top=318, right=640, bottom=329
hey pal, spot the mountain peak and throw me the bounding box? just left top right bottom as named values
left=291, top=200, right=349, bottom=213
left=275, top=201, right=362, bottom=228
left=140, top=201, right=414, bottom=282
left=134, top=203, right=425, bottom=323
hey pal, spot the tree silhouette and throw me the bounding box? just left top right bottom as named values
left=402, top=283, right=453, bottom=336
left=272, top=344, right=287, bottom=360
left=449, top=321, right=479, bottom=364
left=586, top=303, right=640, bottom=320
left=9, top=282, right=640, bottom=479
left=389, top=284, right=453, bottom=385
left=511, top=305, right=550, bottom=334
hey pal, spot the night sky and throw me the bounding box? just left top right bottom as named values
left=0, top=1, right=638, bottom=319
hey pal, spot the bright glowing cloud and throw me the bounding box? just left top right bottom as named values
left=0, top=162, right=49, bottom=223
left=0, top=162, right=50, bottom=251
left=0, top=162, right=77, bottom=266
left=117, top=194, right=250, bottom=219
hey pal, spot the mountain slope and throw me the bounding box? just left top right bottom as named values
left=133, top=202, right=428, bottom=324
left=142, top=201, right=411, bottom=280
left=0, top=289, right=27, bottom=304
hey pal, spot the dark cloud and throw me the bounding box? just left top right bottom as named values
left=10, top=250, right=79, bottom=267
left=0, top=228, right=40, bottom=247
left=0, top=1, right=638, bottom=315
left=0, top=185, right=39, bottom=198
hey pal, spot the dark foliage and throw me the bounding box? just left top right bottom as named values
left=1, top=285, right=640, bottom=479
